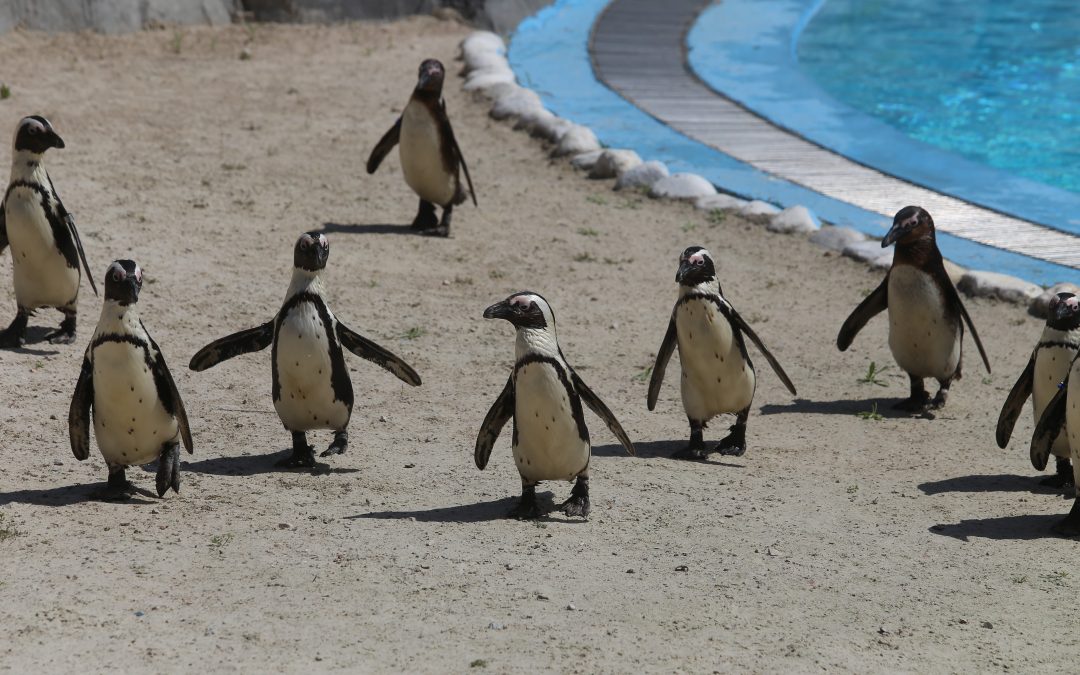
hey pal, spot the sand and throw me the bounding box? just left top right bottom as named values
left=0, top=17, right=1075, bottom=673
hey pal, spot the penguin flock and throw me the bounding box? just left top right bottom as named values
left=1, top=58, right=1078, bottom=534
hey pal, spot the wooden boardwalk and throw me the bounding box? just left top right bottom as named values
left=590, top=0, right=1080, bottom=269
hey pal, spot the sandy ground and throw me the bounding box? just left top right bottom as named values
left=0, top=17, right=1076, bottom=674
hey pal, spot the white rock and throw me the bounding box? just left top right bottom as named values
left=958, top=270, right=1042, bottom=304
left=808, top=226, right=865, bottom=251
left=943, top=260, right=967, bottom=287
left=479, top=80, right=519, bottom=102
left=694, top=193, right=748, bottom=211
left=462, top=32, right=505, bottom=61
left=739, top=200, right=781, bottom=217
left=570, top=149, right=604, bottom=170
left=767, top=205, right=821, bottom=234
left=553, top=125, right=600, bottom=157
left=842, top=240, right=892, bottom=267
left=490, top=87, right=543, bottom=121
left=1030, top=282, right=1080, bottom=319
left=463, top=69, right=516, bottom=93
left=589, top=149, right=642, bottom=180
left=649, top=173, right=716, bottom=200
left=615, top=160, right=669, bottom=191
left=531, top=115, right=573, bottom=142
left=463, top=50, right=508, bottom=75
left=513, top=107, right=554, bottom=132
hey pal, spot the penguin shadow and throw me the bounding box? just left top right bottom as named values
left=592, top=441, right=746, bottom=467
left=351, top=495, right=522, bottom=523
left=918, top=473, right=1068, bottom=497
left=0, top=326, right=62, bottom=355
left=0, top=482, right=156, bottom=506
left=317, top=222, right=425, bottom=237
left=759, top=397, right=935, bottom=420
left=928, top=514, right=1068, bottom=541
left=182, top=452, right=360, bottom=477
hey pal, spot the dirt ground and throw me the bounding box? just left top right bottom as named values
left=0, top=17, right=1076, bottom=674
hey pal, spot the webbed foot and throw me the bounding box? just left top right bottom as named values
left=94, top=469, right=137, bottom=501
left=509, top=484, right=541, bottom=520
left=713, top=424, right=747, bottom=457
left=321, top=430, right=348, bottom=457
left=155, top=443, right=181, bottom=497
left=1051, top=500, right=1080, bottom=537
left=560, top=477, right=590, bottom=518
left=673, top=420, right=708, bottom=461
left=1040, top=458, right=1074, bottom=488
left=0, top=309, right=29, bottom=349
left=893, top=393, right=931, bottom=411
left=419, top=225, right=449, bottom=238
left=45, top=309, right=76, bottom=344
left=411, top=199, right=439, bottom=230
left=277, top=431, right=316, bottom=468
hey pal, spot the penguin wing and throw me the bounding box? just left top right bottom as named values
left=47, top=172, right=97, bottom=296
left=366, top=117, right=401, bottom=174
left=718, top=300, right=798, bottom=396
left=439, top=100, right=477, bottom=207
left=945, top=283, right=992, bottom=374
left=1031, top=375, right=1069, bottom=471
left=69, top=351, right=94, bottom=461
left=475, top=375, right=515, bottom=470
left=0, top=200, right=7, bottom=253
left=837, top=275, right=889, bottom=351
left=571, top=370, right=636, bottom=456
left=145, top=325, right=193, bottom=454
left=336, top=322, right=422, bottom=386
left=188, top=321, right=274, bottom=371
left=647, top=315, right=678, bottom=411
left=995, top=352, right=1035, bottom=449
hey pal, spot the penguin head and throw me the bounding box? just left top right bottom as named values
left=13, top=116, right=65, bottom=154
left=483, top=291, right=554, bottom=331
left=675, top=246, right=717, bottom=286
left=294, top=231, right=329, bottom=272
left=104, top=260, right=143, bottom=306
left=882, top=206, right=934, bottom=248
left=1048, top=292, right=1080, bottom=330
left=416, top=59, right=446, bottom=94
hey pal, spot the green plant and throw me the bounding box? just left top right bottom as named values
left=586, top=194, right=607, bottom=205
left=707, top=209, right=727, bottom=225
left=858, top=362, right=891, bottom=387
left=209, top=533, right=234, bottom=553
left=170, top=30, right=183, bottom=54
left=0, top=84, right=10, bottom=100
left=402, top=327, right=425, bottom=340
left=632, top=365, right=653, bottom=383
left=470, top=660, right=488, bottom=668
left=0, top=514, right=19, bottom=542
left=577, top=227, right=599, bottom=237
left=573, top=252, right=597, bottom=263
left=857, top=403, right=883, bottom=421
left=681, top=222, right=698, bottom=233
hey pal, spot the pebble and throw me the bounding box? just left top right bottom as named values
left=614, top=160, right=669, bottom=191
left=566, top=603, right=577, bottom=611
left=488, top=621, right=506, bottom=630
left=553, top=125, right=600, bottom=157
left=589, top=149, right=642, bottom=180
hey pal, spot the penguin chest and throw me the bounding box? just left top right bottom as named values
left=887, top=266, right=961, bottom=380
left=274, top=303, right=349, bottom=431
left=1065, top=363, right=1080, bottom=466
left=4, top=193, right=78, bottom=309
left=91, top=342, right=177, bottom=467
left=1034, top=345, right=1075, bottom=458
left=399, top=101, right=456, bottom=206
left=675, top=299, right=755, bottom=422
left=512, top=361, right=589, bottom=482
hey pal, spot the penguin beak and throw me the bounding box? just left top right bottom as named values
left=1054, top=300, right=1075, bottom=323
left=675, top=260, right=693, bottom=283
left=483, top=300, right=514, bottom=322
left=50, top=131, right=65, bottom=150
left=882, top=220, right=914, bottom=248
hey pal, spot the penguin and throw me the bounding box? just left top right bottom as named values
left=475, top=292, right=635, bottom=519
left=366, top=59, right=476, bottom=237
left=69, top=260, right=192, bottom=500
left=188, top=232, right=422, bottom=468
left=0, top=115, right=96, bottom=348
left=997, top=292, right=1080, bottom=487
left=837, top=206, right=990, bottom=410
left=647, top=247, right=796, bottom=460
left=1030, top=348, right=1080, bottom=536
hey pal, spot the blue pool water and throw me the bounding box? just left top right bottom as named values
left=799, top=0, right=1080, bottom=194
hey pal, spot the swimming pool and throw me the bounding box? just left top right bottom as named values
left=799, top=0, right=1080, bottom=194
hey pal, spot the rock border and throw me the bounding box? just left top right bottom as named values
left=460, top=31, right=1064, bottom=319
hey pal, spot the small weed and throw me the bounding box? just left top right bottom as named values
left=0, top=514, right=20, bottom=542
left=982, top=376, right=993, bottom=385
left=470, top=659, right=489, bottom=668
left=632, top=365, right=653, bottom=383
left=681, top=222, right=698, bottom=233
left=573, top=252, right=597, bottom=263
left=1041, top=571, right=1069, bottom=587
left=367, top=280, right=378, bottom=288
left=453, top=276, right=474, bottom=285
left=209, top=533, right=234, bottom=553
left=615, top=198, right=642, bottom=210
left=33, top=361, right=44, bottom=370
left=402, top=327, right=425, bottom=340
left=239, top=47, right=253, bottom=61
left=1012, top=574, right=1028, bottom=584
left=0, top=84, right=10, bottom=100
left=577, top=227, right=599, bottom=237
left=586, top=194, right=607, bottom=206
left=488, top=270, right=505, bottom=280
left=857, top=403, right=883, bottom=421
left=846, top=485, right=858, bottom=494
left=858, top=361, right=891, bottom=387
left=707, top=209, right=727, bottom=225
left=170, top=30, right=183, bottom=55
left=603, top=257, right=634, bottom=265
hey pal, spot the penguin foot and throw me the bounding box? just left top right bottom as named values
left=275, top=445, right=316, bottom=468
left=713, top=426, right=747, bottom=457
left=321, top=430, right=348, bottom=458
left=45, top=326, right=76, bottom=345
left=1050, top=500, right=1080, bottom=537
left=1039, top=473, right=1074, bottom=488
left=94, top=471, right=137, bottom=501
left=419, top=225, right=450, bottom=238
left=411, top=199, right=439, bottom=230
left=560, top=477, right=590, bottom=518
left=893, top=393, right=931, bottom=411
left=672, top=445, right=709, bottom=461
left=155, top=443, right=181, bottom=498
left=509, top=486, right=541, bottom=520
left=0, top=311, right=28, bottom=349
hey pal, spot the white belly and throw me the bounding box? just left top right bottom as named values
left=512, top=361, right=589, bottom=482
left=1034, top=344, right=1075, bottom=458
left=399, top=100, right=456, bottom=206
left=1065, top=363, right=1080, bottom=487
left=5, top=193, right=79, bottom=309
left=675, top=299, right=755, bottom=422
left=887, top=265, right=961, bottom=380
left=92, top=342, right=178, bottom=467
left=274, top=302, right=349, bottom=431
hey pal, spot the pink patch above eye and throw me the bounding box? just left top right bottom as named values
left=510, top=296, right=531, bottom=307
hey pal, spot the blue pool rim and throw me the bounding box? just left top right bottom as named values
left=509, top=0, right=1080, bottom=286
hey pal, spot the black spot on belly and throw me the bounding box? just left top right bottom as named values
left=128, top=428, right=133, bottom=434
left=130, top=386, right=134, bottom=392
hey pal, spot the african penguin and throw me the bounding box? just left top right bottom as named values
left=0, top=115, right=96, bottom=348
left=475, top=292, right=635, bottom=519
left=1030, top=338, right=1080, bottom=537
left=837, top=206, right=990, bottom=411
left=188, top=232, right=422, bottom=468
left=647, top=247, right=796, bottom=460
left=998, top=292, right=1080, bottom=488
left=366, top=59, right=476, bottom=237
left=69, top=260, right=192, bottom=500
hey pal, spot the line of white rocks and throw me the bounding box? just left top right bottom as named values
left=460, top=31, right=1076, bottom=319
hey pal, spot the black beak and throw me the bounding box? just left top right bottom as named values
left=127, top=277, right=141, bottom=303
left=881, top=221, right=909, bottom=248
left=675, top=260, right=693, bottom=283
left=483, top=301, right=513, bottom=321
left=1054, top=301, right=1075, bottom=323
left=49, top=130, right=65, bottom=150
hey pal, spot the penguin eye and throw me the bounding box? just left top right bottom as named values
left=28, top=126, right=38, bottom=135
left=111, top=271, right=123, bottom=282
left=300, top=239, right=310, bottom=249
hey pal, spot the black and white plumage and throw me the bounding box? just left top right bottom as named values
left=838, top=206, right=990, bottom=411
left=188, top=232, right=422, bottom=468
left=647, top=247, right=796, bottom=460
left=475, top=292, right=634, bottom=519
left=69, top=260, right=191, bottom=500
left=1030, top=340, right=1080, bottom=537
left=367, top=59, right=476, bottom=237
left=998, top=293, right=1080, bottom=488
left=0, top=115, right=96, bottom=348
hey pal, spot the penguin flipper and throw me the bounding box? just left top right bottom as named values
left=69, top=351, right=93, bottom=461
left=144, top=324, right=193, bottom=453
left=837, top=275, right=888, bottom=351
left=647, top=316, right=677, bottom=411
left=0, top=200, right=7, bottom=254
left=336, top=322, right=422, bottom=386
left=188, top=321, right=273, bottom=371
left=952, top=290, right=992, bottom=374
left=719, top=301, right=798, bottom=396
left=366, top=117, right=401, bottom=174
left=1031, top=377, right=1069, bottom=471
left=476, top=375, right=514, bottom=469
left=440, top=100, right=477, bottom=207
left=571, top=370, right=636, bottom=456
left=996, top=353, right=1035, bottom=449
left=47, top=171, right=97, bottom=296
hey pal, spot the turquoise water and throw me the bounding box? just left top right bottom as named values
left=799, top=0, right=1080, bottom=193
